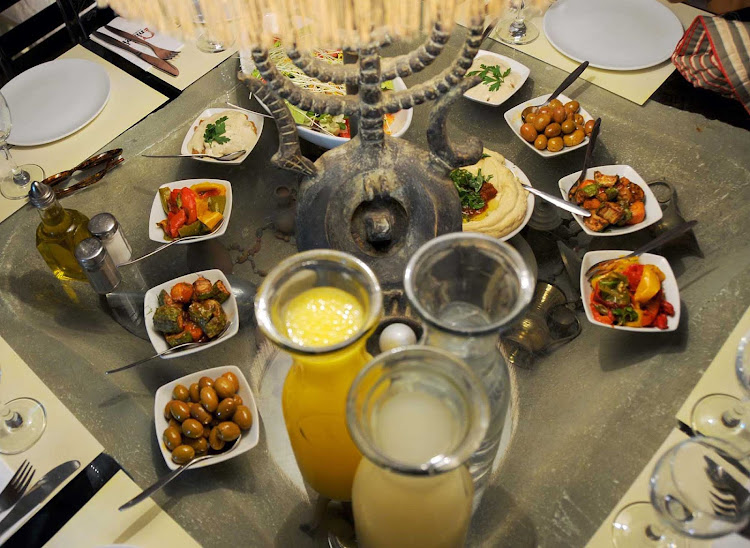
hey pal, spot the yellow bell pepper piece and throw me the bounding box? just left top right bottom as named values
left=198, top=210, right=223, bottom=230
left=191, top=182, right=226, bottom=196
left=634, top=265, right=663, bottom=303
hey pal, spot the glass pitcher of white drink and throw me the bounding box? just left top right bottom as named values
left=347, top=346, right=489, bottom=548
left=404, top=233, right=534, bottom=510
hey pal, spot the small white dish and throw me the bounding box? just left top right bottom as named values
left=180, top=108, right=264, bottom=165
left=558, top=164, right=662, bottom=237
left=144, top=269, right=239, bottom=359
left=255, top=77, right=412, bottom=150
left=148, top=179, right=232, bottom=244
left=463, top=50, right=530, bottom=107
left=503, top=93, right=593, bottom=158
left=154, top=365, right=259, bottom=470
left=498, top=158, right=535, bottom=242
left=580, top=250, right=680, bottom=332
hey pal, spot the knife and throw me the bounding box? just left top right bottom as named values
left=92, top=31, right=179, bottom=77
left=0, top=460, right=80, bottom=537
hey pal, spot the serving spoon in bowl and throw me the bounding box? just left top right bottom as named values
left=143, top=150, right=246, bottom=161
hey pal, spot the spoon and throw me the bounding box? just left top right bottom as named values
left=585, top=220, right=699, bottom=279
left=119, top=433, right=243, bottom=510
left=522, top=185, right=591, bottom=217
left=525, top=60, right=589, bottom=113
left=143, top=150, right=246, bottom=161
left=577, top=117, right=601, bottom=185
left=104, top=321, right=233, bottom=375
left=118, top=218, right=226, bottom=267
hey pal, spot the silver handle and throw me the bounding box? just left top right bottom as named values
left=104, top=349, right=170, bottom=375
left=522, top=185, right=591, bottom=217
left=143, top=154, right=218, bottom=159
left=118, top=240, right=178, bottom=267
left=119, top=458, right=202, bottom=510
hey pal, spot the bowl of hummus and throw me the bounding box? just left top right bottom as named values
left=181, top=108, right=264, bottom=165
left=463, top=50, right=530, bottom=107
left=453, top=149, right=534, bottom=242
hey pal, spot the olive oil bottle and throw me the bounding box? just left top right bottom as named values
left=29, top=181, right=91, bottom=281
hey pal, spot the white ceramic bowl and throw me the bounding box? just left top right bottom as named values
left=144, top=269, right=239, bottom=359
left=154, top=365, right=259, bottom=470
left=463, top=50, right=530, bottom=107
left=580, top=250, right=680, bottom=332
left=256, top=77, right=412, bottom=150
left=181, top=108, right=264, bottom=165
left=558, top=165, right=663, bottom=237
left=148, top=179, right=232, bottom=245
left=503, top=93, right=593, bottom=158
left=498, top=158, right=535, bottom=242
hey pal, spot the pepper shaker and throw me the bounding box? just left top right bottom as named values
left=75, top=237, right=122, bottom=294
left=88, top=213, right=132, bottom=265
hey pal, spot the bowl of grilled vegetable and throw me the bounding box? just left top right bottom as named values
left=558, top=165, right=662, bottom=236
left=144, top=269, right=239, bottom=359
left=149, top=179, right=232, bottom=244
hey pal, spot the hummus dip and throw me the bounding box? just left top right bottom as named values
left=462, top=149, right=528, bottom=239
left=464, top=55, right=523, bottom=105
left=188, top=110, right=258, bottom=156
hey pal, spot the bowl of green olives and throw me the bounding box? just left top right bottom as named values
left=154, top=365, right=259, bottom=470
left=503, top=93, right=594, bottom=157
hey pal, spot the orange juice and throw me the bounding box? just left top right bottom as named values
left=281, top=286, right=370, bottom=501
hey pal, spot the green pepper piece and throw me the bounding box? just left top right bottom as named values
left=605, top=187, right=619, bottom=201
left=165, top=330, right=194, bottom=347
left=177, top=221, right=205, bottom=238
left=207, top=195, right=226, bottom=213
left=159, top=187, right=171, bottom=214
left=582, top=184, right=599, bottom=197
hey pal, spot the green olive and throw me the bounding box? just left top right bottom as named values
left=521, top=105, right=537, bottom=122
left=525, top=112, right=538, bottom=126
left=214, top=377, right=236, bottom=400
left=200, top=386, right=219, bottom=413
left=533, top=134, right=548, bottom=150
left=222, top=372, right=241, bottom=393
left=519, top=123, right=537, bottom=143
left=565, top=100, right=580, bottom=114
left=232, top=405, right=253, bottom=430
left=547, top=136, right=564, bottom=152
left=574, top=113, right=585, bottom=126
left=184, top=436, right=208, bottom=455
left=561, top=119, right=576, bottom=134
left=172, top=384, right=189, bottom=402
left=169, top=400, right=191, bottom=422
left=548, top=98, right=563, bottom=110
left=189, top=382, right=201, bottom=403
left=171, top=444, right=195, bottom=464
left=164, top=401, right=173, bottom=420
left=537, top=106, right=552, bottom=117
left=217, top=421, right=241, bottom=442
left=190, top=402, right=213, bottom=425
left=209, top=426, right=225, bottom=451
left=584, top=119, right=596, bottom=136
left=563, top=128, right=586, bottom=147
left=533, top=114, right=552, bottom=133
left=198, top=376, right=214, bottom=390
left=544, top=123, right=562, bottom=138
left=163, top=426, right=182, bottom=451
left=216, top=398, right=237, bottom=420
left=552, top=106, right=566, bottom=124
left=168, top=418, right=181, bottom=429
left=182, top=418, right=204, bottom=439
left=232, top=394, right=243, bottom=406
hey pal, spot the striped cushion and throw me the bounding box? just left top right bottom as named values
left=672, top=15, right=750, bottom=115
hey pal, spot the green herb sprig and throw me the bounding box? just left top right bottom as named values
left=203, top=116, right=231, bottom=145
left=467, top=64, right=512, bottom=92
left=450, top=168, right=493, bottom=213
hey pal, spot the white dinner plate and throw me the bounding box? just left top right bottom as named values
left=543, top=0, right=684, bottom=71
left=2, top=59, right=111, bottom=146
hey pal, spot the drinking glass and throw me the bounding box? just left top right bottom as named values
left=494, top=0, right=540, bottom=45
left=691, top=331, right=750, bottom=451
left=612, top=437, right=750, bottom=547
left=193, top=4, right=235, bottom=53
left=0, top=366, right=47, bottom=454
left=0, top=92, right=44, bottom=200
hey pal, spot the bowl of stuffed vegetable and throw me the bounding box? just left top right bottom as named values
left=149, top=179, right=232, bottom=244
left=144, top=269, right=239, bottom=359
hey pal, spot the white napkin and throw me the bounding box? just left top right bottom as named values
left=0, top=458, right=14, bottom=521
left=91, top=17, right=184, bottom=73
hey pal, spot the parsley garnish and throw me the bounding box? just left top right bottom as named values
left=450, top=168, right=493, bottom=212
left=467, top=64, right=512, bottom=92
left=203, top=116, right=231, bottom=145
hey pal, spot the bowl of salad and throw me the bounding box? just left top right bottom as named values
left=244, top=43, right=413, bottom=150
left=580, top=251, right=680, bottom=332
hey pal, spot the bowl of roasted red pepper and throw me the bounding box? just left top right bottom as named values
left=580, top=251, right=680, bottom=332
left=149, top=179, right=232, bottom=244
left=144, top=269, right=239, bottom=358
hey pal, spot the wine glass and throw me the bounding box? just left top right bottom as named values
left=0, top=366, right=47, bottom=454
left=194, top=5, right=235, bottom=53
left=494, top=0, right=540, bottom=46
left=690, top=331, right=750, bottom=451
left=612, top=437, right=750, bottom=547
left=0, top=92, right=44, bottom=200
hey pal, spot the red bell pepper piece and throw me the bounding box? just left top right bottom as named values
left=590, top=290, right=614, bottom=325
left=339, top=118, right=351, bottom=139
left=180, top=187, right=198, bottom=224
left=655, top=314, right=669, bottom=330
left=661, top=300, right=675, bottom=316
left=167, top=209, right=186, bottom=238
left=622, top=264, right=644, bottom=293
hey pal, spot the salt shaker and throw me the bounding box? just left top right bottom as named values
left=75, top=237, right=122, bottom=294
left=88, top=213, right=132, bottom=265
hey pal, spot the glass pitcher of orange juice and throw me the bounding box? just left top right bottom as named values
left=255, top=250, right=382, bottom=501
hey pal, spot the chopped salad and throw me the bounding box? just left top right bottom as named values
left=157, top=182, right=226, bottom=240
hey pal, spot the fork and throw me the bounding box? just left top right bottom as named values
left=104, top=25, right=180, bottom=60
left=0, top=460, right=35, bottom=512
